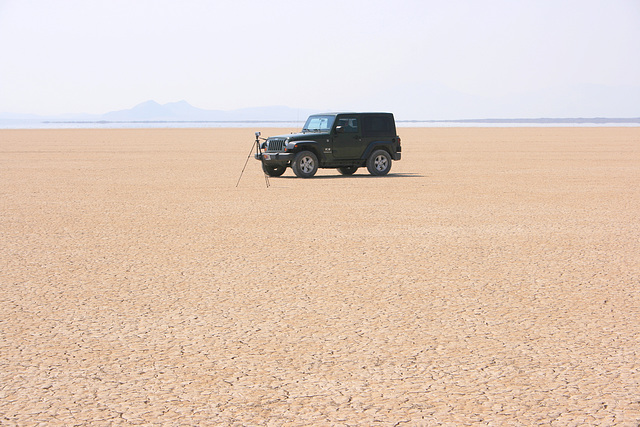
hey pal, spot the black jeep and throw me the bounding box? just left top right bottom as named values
left=254, top=112, right=401, bottom=178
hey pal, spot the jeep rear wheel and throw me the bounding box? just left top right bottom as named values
left=291, top=151, right=318, bottom=178
left=337, top=166, right=358, bottom=175
left=366, top=149, right=392, bottom=176
left=262, top=163, right=287, bottom=177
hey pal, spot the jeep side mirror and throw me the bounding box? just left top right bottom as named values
left=335, top=126, right=345, bottom=133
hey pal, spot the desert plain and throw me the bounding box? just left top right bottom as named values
left=1, top=126, right=639, bottom=425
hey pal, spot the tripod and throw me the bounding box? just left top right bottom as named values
left=236, top=132, right=269, bottom=188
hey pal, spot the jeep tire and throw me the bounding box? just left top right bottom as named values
left=291, top=150, right=319, bottom=178
left=367, top=149, right=392, bottom=176
left=337, top=166, right=358, bottom=175
left=262, top=163, right=287, bottom=177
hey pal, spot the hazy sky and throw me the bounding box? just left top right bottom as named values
left=1, top=0, right=639, bottom=119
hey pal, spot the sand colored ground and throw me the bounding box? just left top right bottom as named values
left=1, top=127, right=639, bottom=425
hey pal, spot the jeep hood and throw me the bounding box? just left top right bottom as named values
left=269, top=131, right=329, bottom=140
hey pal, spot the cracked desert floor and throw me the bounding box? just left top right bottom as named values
left=1, top=127, right=639, bottom=425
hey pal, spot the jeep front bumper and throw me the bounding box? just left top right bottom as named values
left=255, top=152, right=293, bottom=162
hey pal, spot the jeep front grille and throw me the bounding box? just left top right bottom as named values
left=266, top=138, right=286, bottom=152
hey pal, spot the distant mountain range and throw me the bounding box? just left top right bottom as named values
left=0, top=101, right=316, bottom=122
left=1, top=100, right=638, bottom=124
left=101, top=101, right=316, bottom=122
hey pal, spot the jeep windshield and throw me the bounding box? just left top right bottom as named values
left=302, top=115, right=335, bottom=133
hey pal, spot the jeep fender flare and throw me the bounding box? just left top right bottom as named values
left=287, top=140, right=322, bottom=159
left=360, top=142, right=392, bottom=160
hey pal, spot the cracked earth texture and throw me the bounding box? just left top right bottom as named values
left=1, top=127, right=639, bottom=425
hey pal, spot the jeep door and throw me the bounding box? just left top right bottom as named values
left=331, top=115, right=364, bottom=159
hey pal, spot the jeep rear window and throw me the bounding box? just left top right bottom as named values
left=303, top=115, right=335, bottom=132
left=362, top=116, right=395, bottom=137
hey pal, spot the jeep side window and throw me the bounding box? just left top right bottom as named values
left=337, top=118, right=358, bottom=133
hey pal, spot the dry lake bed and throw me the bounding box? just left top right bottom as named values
left=1, top=127, right=639, bottom=425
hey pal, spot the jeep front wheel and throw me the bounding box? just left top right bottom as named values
left=366, top=149, right=392, bottom=176
left=262, top=163, right=287, bottom=177
left=291, top=151, right=318, bottom=178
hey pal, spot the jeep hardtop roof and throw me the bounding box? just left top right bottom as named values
left=310, top=112, right=394, bottom=116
